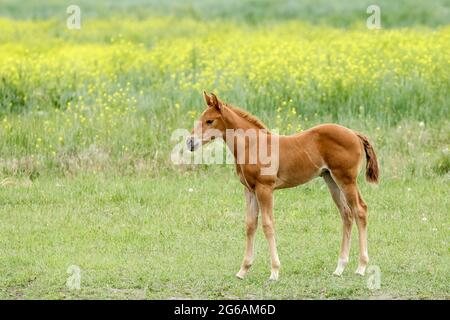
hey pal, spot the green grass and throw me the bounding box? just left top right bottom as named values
left=0, top=169, right=448, bottom=299
left=1, top=0, right=449, bottom=28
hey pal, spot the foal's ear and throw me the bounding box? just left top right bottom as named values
left=203, top=91, right=212, bottom=106
left=210, top=92, right=221, bottom=111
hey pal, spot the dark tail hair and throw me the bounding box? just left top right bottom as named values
left=356, top=132, right=379, bottom=184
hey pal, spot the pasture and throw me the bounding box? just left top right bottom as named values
left=0, top=0, right=449, bottom=299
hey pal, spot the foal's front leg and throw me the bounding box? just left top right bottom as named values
left=255, top=184, right=280, bottom=281
left=236, top=188, right=259, bottom=279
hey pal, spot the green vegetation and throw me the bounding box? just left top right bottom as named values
left=0, top=171, right=448, bottom=299
left=1, top=0, right=449, bottom=27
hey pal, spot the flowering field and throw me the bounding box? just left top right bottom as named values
left=0, top=16, right=449, bottom=176
left=0, top=0, right=449, bottom=300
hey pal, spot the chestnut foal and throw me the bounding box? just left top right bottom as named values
left=187, top=92, right=379, bottom=281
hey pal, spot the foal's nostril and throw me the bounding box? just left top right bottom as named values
left=186, top=137, right=198, bottom=151
left=186, top=138, right=193, bottom=151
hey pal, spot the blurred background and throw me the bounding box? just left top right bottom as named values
left=1, top=0, right=449, bottom=27
left=0, top=0, right=448, bottom=177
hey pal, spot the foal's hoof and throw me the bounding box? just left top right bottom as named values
left=355, top=267, right=366, bottom=276
left=269, top=271, right=279, bottom=281
left=333, top=259, right=348, bottom=276
left=333, top=269, right=344, bottom=277
left=333, top=266, right=345, bottom=276
left=235, top=271, right=245, bottom=280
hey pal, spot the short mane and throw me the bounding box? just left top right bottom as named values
left=225, top=103, right=269, bottom=131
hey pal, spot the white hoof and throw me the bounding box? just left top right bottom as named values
left=333, top=267, right=344, bottom=277
left=333, top=258, right=348, bottom=276
left=355, top=266, right=366, bottom=276
left=269, top=270, right=279, bottom=281
left=236, top=270, right=246, bottom=279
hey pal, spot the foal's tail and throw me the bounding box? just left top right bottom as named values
left=356, top=132, right=379, bottom=184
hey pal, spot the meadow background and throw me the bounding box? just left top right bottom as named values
left=0, top=0, right=449, bottom=299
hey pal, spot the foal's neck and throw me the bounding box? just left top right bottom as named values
left=221, top=106, right=269, bottom=163
left=221, top=105, right=265, bottom=132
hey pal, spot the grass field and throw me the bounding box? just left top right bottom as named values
left=0, top=0, right=449, bottom=299
left=0, top=170, right=448, bottom=299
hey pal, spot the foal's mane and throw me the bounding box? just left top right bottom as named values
left=224, top=103, right=269, bottom=132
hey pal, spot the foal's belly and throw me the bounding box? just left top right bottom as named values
left=274, top=168, right=322, bottom=189
left=274, top=134, right=326, bottom=189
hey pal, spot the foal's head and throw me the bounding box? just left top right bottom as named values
left=186, top=92, right=226, bottom=151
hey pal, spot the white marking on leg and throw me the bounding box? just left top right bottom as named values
left=269, top=269, right=279, bottom=281
left=333, top=258, right=348, bottom=276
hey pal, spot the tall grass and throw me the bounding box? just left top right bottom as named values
left=0, top=4, right=449, bottom=179
left=1, top=0, right=449, bottom=27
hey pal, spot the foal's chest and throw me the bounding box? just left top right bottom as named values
left=235, top=164, right=278, bottom=191
left=235, top=164, right=258, bottom=191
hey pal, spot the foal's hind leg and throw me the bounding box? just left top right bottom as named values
left=354, top=191, right=369, bottom=275
left=340, top=183, right=369, bottom=276
left=323, top=172, right=353, bottom=276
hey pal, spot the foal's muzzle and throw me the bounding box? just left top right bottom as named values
left=186, top=136, right=200, bottom=151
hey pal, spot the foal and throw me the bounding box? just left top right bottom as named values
left=187, top=92, right=379, bottom=280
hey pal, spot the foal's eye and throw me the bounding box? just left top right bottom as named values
left=206, top=120, right=214, bottom=125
